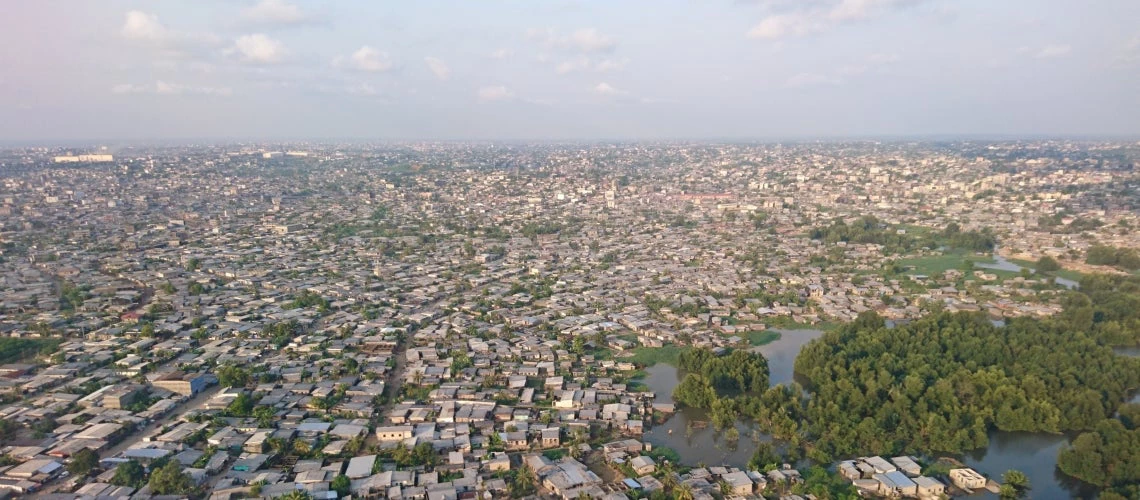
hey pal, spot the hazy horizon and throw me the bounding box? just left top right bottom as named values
left=3, top=0, right=1139, bottom=141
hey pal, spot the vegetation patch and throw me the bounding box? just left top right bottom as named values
left=0, top=337, right=64, bottom=364
left=746, top=330, right=781, bottom=346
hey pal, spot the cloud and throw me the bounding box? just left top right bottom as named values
left=747, top=0, right=923, bottom=40
left=490, top=48, right=513, bottom=60
left=747, top=13, right=825, bottom=39
left=867, top=52, right=901, bottom=64
left=839, top=52, right=901, bottom=75
left=119, top=10, right=221, bottom=56
left=785, top=72, right=842, bottom=87
left=1035, top=44, right=1072, bottom=59
left=1118, top=35, right=1140, bottom=66
left=112, top=81, right=232, bottom=96
left=334, top=46, right=393, bottom=72
left=241, top=0, right=310, bottom=26
left=529, top=28, right=617, bottom=53
left=477, top=85, right=514, bottom=101
left=347, top=83, right=379, bottom=96
left=226, top=34, right=287, bottom=64
left=556, top=57, right=591, bottom=74
left=592, top=82, right=629, bottom=96
left=121, top=11, right=167, bottom=41
left=555, top=56, right=628, bottom=74
left=424, top=57, right=450, bottom=80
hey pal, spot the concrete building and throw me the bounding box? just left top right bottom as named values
left=949, top=468, right=987, bottom=490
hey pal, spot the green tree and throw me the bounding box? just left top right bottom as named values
left=1035, top=256, right=1061, bottom=273
left=67, top=448, right=100, bottom=477
left=1001, top=469, right=1030, bottom=498
left=254, top=405, right=277, bottom=428
left=226, top=392, right=255, bottom=417
left=331, top=474, right=350, bottom=497
left=148, top=460, right=193, bottom=495
left=217, top=365, right=250, bottom=388
left=111, top=459, right=146, bottom=488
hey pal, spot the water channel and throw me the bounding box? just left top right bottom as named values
left=639, top=328, right=1132, bottom=498
left=975, top=253, right=1079, bottom=289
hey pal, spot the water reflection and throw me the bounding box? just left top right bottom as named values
left=961, top=432, right=1098, bottom=500
left=641, top=329, right=824, bottom=467
left=975, top=253, right=1079, bottom=289
left=749, top=329, right=824, bottom=387
left=641, top=363, right=763, bottom=467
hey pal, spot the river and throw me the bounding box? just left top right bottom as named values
left=975, top=253, right=1079, bottom=289
left=639, top=329, right=1129, bottom=497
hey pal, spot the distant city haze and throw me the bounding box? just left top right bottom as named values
left=2, top=0, right=1139, bottom=141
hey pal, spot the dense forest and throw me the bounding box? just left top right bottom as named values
left=793, top=294, right=1140, bottom=462
left=808, top=216, right=995, bottom=255
left=662, top=273, right=1140, bottom=493
left=1057, top=411, right=1140, bottom=492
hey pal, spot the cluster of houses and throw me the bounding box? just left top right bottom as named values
left=839, top=456, right=995, bottom=499
left=1, top=142, right=1135, bottom=496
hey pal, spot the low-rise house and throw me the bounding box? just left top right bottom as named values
left=949, top=468, right=987, bottom=490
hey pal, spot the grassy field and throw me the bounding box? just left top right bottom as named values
left=0, top=337, right=63, bottom=364
left=746, top=330, right=781, bottom=346
left=624, top=345, right=683, bottom=366
left=896, top=251, right=995, bottom=276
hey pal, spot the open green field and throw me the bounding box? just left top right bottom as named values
left=625, top=345, right=683, bottom=366
left=746, top=330, right=781, bottom=346
left=896, top=251, right=995, bottom=276
left=0, top=337, right=63, bottom=364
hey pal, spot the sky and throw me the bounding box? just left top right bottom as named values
left=2, top=0, right=1139, bottom=141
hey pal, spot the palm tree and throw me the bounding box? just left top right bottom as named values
left=674, top=482, right=695, bottom=500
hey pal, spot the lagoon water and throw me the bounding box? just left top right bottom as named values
left=640, top=328, right=1117, bottom=498
left=975, top=253, right=1079, bottom=289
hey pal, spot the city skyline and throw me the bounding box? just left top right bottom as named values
left=3, top=0, right=1139, bottom=141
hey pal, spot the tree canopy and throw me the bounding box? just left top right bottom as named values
left=794, top=308, right=1140, bottom=461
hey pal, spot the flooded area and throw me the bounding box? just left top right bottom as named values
left=976, top=253, right=1079, bottom=289
left=641, top=329, right=823, bottom=466
left=640, top=328, right=1111, bottom=498
left=641, top=363, right=765, bottom=467
left=961, top=432, right=1098, bottom=500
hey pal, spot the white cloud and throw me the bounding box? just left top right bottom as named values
left=747, top=13, right=823, bottom=39
left=226, top=34, right=287, bottom=64
left=477, top=85, right=514, bottom=101
left=1035, top=44, right=1072, bottom=59
left=424, top=57, right=450, bottom=80
left=748, top=0, right=923, bottom=40
left=334, top=46, right=393, bottom=72
left=556, top=57, right=592, bottom=74
left=119, top=10, right=221, bottom=55
left=867, top=52, right=901, bottom=64
left=592, top=82, right=628, bottom=96
left=529, top=27, right=617, bottom=53
left=569, top=28, right=617, bottom=53
left=555, top=56, right=628, bottom=74
left=121, top=11, right=167, bottom=41
left=1119, top=35, right=1140, bottom=65
left=241, top=0, right=309, bottom=26
left=490, top=48, right=513, bottom=60
left=112, top=81, right=232, bottom=96
left=347, top=83, right=379, bottom=96
left=595, top=58, right=628, bottom=72
left=785, top=73, right=842, bottom=87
